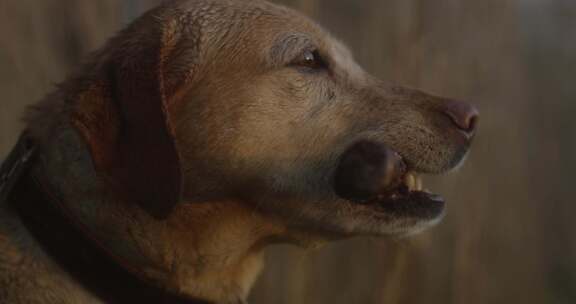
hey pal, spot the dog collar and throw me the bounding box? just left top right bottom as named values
left=4, top=134, right=212, bottom=304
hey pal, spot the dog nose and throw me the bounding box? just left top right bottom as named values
left=441, top=100, right=479, bottom=136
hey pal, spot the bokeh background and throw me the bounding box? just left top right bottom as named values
left=1, top=0, right=575, bottom=303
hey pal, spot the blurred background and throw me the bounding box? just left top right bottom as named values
left=1, top=0, right=575, bottom=303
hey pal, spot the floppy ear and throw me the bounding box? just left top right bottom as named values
left=72, top=13, right=183, bottom=219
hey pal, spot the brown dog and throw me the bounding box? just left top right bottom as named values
left=0, top=0, right=478, bottom=303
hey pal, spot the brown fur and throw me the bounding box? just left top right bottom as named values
left=0, top=0, right=475, bottom=303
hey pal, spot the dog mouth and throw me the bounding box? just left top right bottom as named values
left=333, top=141, right=445, bottom=220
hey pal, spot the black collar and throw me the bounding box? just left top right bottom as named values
left=6, top=146, right=212, bottom=304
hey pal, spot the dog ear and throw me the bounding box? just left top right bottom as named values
left=72, top=13, right=184, bottom=219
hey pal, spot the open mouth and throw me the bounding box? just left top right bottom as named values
left=333, top=141, right=445, bottom=220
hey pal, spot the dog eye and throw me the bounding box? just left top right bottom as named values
left=292, top=49, right=327, bottom=70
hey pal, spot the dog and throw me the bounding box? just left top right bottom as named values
left=0, top=0, right=478, bottom=303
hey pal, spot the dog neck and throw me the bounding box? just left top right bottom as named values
left=12, top=171, right=214, bottom=304
left=29, top=125, right=288, bottom=303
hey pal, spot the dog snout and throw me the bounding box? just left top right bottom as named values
left=440, top=99, right=479, bottom=138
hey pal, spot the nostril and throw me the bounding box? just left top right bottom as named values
left=441, top=100, right=479, bottom=135
left=467, top=115, right=479, bottom=133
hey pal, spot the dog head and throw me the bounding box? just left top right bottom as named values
left=73, top=0, right=478, bottom=239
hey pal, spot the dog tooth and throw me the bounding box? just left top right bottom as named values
left=415, top=176, right=423, bottom=191
left=405, top=173, right=415, bottom=191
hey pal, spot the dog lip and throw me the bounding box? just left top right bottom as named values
left=332, top=140, right=407, bottom=202
left=374, top=190, right=446, bottom=219
left=332, top=140, right=447, bottom=219
left=361, top=170, right=446, bottom=219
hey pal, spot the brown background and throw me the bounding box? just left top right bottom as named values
left=1, top=0, right=575, bottom=303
